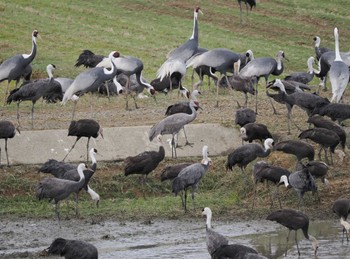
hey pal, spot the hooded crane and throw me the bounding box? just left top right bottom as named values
left=305, top=160, right=330, bottom=190
left=124, top=135, right=165, bottom=185
left=186, top=48, right=242, bottom=107
left=332, top=198, right=350, bottom=243
left=172, top=145, right=211, bottom=211
left=284, top=57, right=315, bottom=85
left=62, top=51, right=119, bottom=118
left=225, top=138, right=274, bottom=186
left=0, top=30, right=39, bottom=102
left=0, top=120, right=19, bottom=166
left=235, top=107, right=256, bottom=127
left=311, top=102, right=350, bottom=125
left=75, top=49, right=105, bottom=68
left=47, top=237, right=98, bottom=259
left=63, top=119, right=103, bottom=162
left=237, top=0, right=256, bottom=24
left=279, top=166, right=318, bottom=210
left=298, top=127, right=341, bottom=165
left=45, top=64, right=74, bottom=94
left=266, top=209, right=319, bottom=257
left=36, top=163, right=87, bottom=223
left=239, top=50, right=289, bottom=113
left=160, top=162, right=192, bottom=182
left=252, top=161, right=291, bottom=209
left=39, top=148, right=100, bottom=215
left=314, top=36, right=332, bottom=62
left=240, top=122, right=272, bottom=144
left=6, top=64, right=63, bottom=128
left=274, top=140, right=314, bottom=169
left=329, top=28, right=349, bottom=103
left=149, top=100, right=198, bottom=158
left=157, top=7, right=202, bottom=92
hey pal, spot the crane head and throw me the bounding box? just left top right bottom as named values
left=195, top=7, right=203, bottom=15
left=33, top=29, right=39, bottom=38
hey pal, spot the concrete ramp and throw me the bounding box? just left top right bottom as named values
left=1, top=123, right=241, bottom=165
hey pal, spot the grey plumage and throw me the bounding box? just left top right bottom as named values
left=266, top=209, right=319, bottom=256
left=36, top=163, right=87, bottom=222
left=149, top=100, right=198, bottom=158
left=235, top=108, right=256, bottom=127
left=172, top=145, right=210, bottom=211
left=47, top=237, right=98, bottom=259
left=284, top=57, right=315, bottom=84
left=332, top=198, right=350, bottom=243
left=274, top=140, right=314, bottom=166
left=0, top=120, right=17, bottom=166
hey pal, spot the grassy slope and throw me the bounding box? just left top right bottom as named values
left=1, top=1, right=350, bottom=220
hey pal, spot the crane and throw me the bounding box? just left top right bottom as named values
left=36, top=163, right=87, bottom=223
left=332, top=198, right=350, bottom=243
left=172, top=145, right=211, bottom=211
left=235, top=107, right=256, bottom=127
left=237, top=0, right=256, bottom=24
left=0, top=30, right=39, bottom=103
left=329, top=28, right=349, bottom=103
left=284, top=57, right=315, bottom=85
left=47, top=237, right=98, bottom=259
left=266, top=209, right=319, bottom=257
left=63, top=119, right=103, bottom=161
left=149, top=100, right=198, bottom=158
left=0, top=120, right=19, bottom=166
left=240, top=122, right=272, bottom=144
left=160, top=162, right=192, bottom=182
left=311, top=102, right=350, bottom=125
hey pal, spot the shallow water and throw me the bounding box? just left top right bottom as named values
left=0, top=217, right=350, bottom=258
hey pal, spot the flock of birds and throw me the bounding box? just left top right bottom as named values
left=1, top=1, right=350, bottom=258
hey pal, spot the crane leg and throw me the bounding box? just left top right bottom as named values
left=31, top=103, right=35, bottom=129
left=75, top=192, right=80, bottom=217
left=62, top=137, right=81, bottom=161
left=239, top=2, right=243, bottom=24
left=295, top=230, right=300, bottom=256
left=182, top=127, right=193, bottom=147
left=16, top=102, right=21, bottom=126
left=275, top=186, right=282, bottom=209
left=55, top=202, right=61, bottom=225
left=251, top=183, right=257, bottom=210
left=5, top=139, right=9, bottom=167
left=215, top=74, right=224, bottom=108
left=86, top=137, right=91, bottom=162
left=184, top=189, right=188, bottom=212
left=3, top=82, right=10, bottom=106
left=71, top=100, right=78, bottom=120
left=285, top=229, right=291, bottom=256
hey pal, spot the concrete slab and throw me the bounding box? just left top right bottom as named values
left=0, top=123, right=241, bottom=165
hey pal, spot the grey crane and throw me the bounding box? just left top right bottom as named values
left=284, top=57, right=315, bottom=85
left=225, top=138, right=274, bottom=186
left=6, top=64, right=63, bottom=128
left=311, top=102, right=350, bottom=125
left=149, top=100, right=198, bottom=158
left=266, top=209, right=319, bottom=257
left=157, top=7, right=202, bottom=92
left=124, top=135, right=165, bottom=185
left=240, top=122, right=272, bottom=144
left=298, top=127, right=341, bottom=165
left=252, top=161, right=291, bottom=209
left=235, top=107, right=256, bottom=127
left=279, top=166, right=318, bottom=209
left=62, top=51, right=119, bottom=117
left=39, top=148, right=100, bottom=214
left=36, top=163, right=87, bottom=222
left=329, top=28, right=349, bottom=103
left=63, top=119, right=103, bottom=161
left=160, top=162, right=192, bottom=182
left=172, top=145, right=211, bottom=211
left=0, top=30, right=39, bottom=102
left=47, top=237, right=98, bottom=259
left=186, top=48, right=242, bottom=107
left=307, top=115, right=347, bottom=151
left=239, top=50, right=289, bottom=113
left=237, top=0, right=256, bottom=24
left=267, top=79, right=329, bottom=134
left=202, top=207, right=229, bottom=257
left=274, top=140, right=314, bottom=169
left=0, top=120, right=19, bottom=166
left=332, top=198, right=350, bottom=243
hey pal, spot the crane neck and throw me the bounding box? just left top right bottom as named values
left=87, top=185, right=100, bottom=202
left=340, top=217, right=350, bottom=231
left=190, top=10, right=199, bottom=40
left=205, top=211, right=212, bottom=229
left=113, top=76, right=124, bottom=94
left=334, top=28, right=342, bottom=62
left=314, top=37, right=321, bottom=48
left=47, top=66, right=54, bottom=79
left=104, top=55, right=117, bottom=77
left=279, top=175, right=289, bottom=188
left=307, top=58, right=314, bottom=74
left=77, top=164, right=86, bottom=182
left=22, top=33, right=37, bottom=62
left=89, top=151, right=97, bottom=166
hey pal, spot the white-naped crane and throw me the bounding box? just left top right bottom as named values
left=172, top=145, right=211, bottom=211
left=267, top=79, right=329, bottom=134
left=47, top=237, right=98, bottom=259
left=332, top=198, right=350, bottom=243
left=284, top=57, right=315, bottom=85
left=0, top=120, right=19, bottom=166
left=157, top=7, right=202, bottom=92
left=237, top=0, right=256, bottom=24
left=6, top=64, right=63, bottom=128
left=186, top=48, right=242, bottom=107
left=62, top=51, right=119, bottom=118
left=239, top=50, right=289, bottom=113
left=36, top=163, right=87, bottom=223
left=235, top=107, right=256, bottom=127
left=252, top=161, right=291, bottom=209
left=160, top=162, right=192, bottom=182
left=298, top=127, right=341, bottom=165
left=39, top=148, right=99, bottom=214
left=0, top=30, right=39, bottom=103
left=63, top=119, right=103, bottom=162
left=274, top=140, right=315, bottom=169
left=329, top=28, right=349, bottom=103
left=266, top=209, right=319, bottom=257
left=124, top=134, right=165, bottom=186
left=149, top=100, right=198, bottom=158
left=279, top=166, right=318, bottom=210
left=225, top=138, right=274, bottom=187
left=240, top=122, right=272, bottom=144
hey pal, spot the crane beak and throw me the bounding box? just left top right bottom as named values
left=199, top=9, right=204, bottom=15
